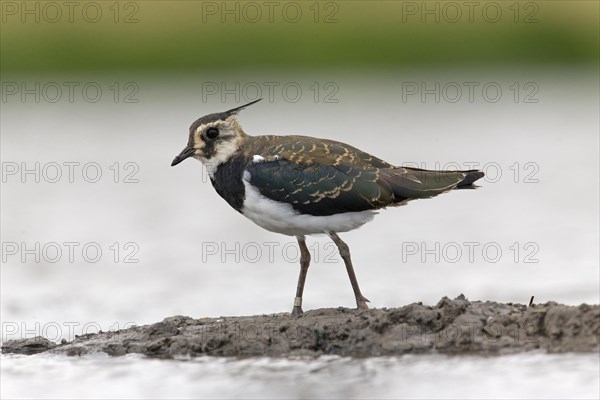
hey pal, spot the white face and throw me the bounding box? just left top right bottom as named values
left=173, top=100, right=262, bottom=169
left=189, top=115, right=245, bottom=175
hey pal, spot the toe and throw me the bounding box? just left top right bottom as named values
left=291, top=306, right=304, bottom=317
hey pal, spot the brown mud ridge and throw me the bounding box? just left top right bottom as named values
left=3, top=296, right=598, bottom=358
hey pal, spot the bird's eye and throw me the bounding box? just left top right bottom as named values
left=206, top=127, right=219, bottom=139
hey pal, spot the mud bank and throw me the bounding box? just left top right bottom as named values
left=3, top=296, right=598, bottom=358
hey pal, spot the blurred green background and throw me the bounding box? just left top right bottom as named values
left=1, top=0, right=597, bottom=75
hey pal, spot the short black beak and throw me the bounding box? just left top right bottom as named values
left=171, top=146, right=195, bottom=166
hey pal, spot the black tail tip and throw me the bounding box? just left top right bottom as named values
left=458, top=170, right=485, bottom=187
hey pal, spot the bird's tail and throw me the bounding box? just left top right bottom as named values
left=380, top=167, right=485, bottom=203
left=456, top=170, right=485, bottom=188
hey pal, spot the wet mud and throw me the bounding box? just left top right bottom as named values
left=3, top=296, right=598, bottom=358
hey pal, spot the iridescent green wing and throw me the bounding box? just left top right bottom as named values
left=246, top=158, right=395, bottom=216
left=246, top=160, right=470, bottom=216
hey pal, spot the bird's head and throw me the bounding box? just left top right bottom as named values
left=171, top=99, right=261, bottom=169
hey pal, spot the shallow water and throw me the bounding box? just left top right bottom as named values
left=1, top=68, right=599, bottom=397
left=1, top=353, right=599, bottom=399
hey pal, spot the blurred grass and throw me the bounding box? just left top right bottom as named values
left=0, top=0, right=598, bottom=74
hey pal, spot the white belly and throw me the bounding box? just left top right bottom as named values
left=241, top=178, right=377, bottom=236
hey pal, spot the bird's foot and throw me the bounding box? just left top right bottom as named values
left=291, top=306, right=304, bottom=317
left=356, top=295, right=370, bottom=311
left=291, top=297, right=304, bottom=317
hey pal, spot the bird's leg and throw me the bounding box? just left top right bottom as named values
left=291, top=236, right=311, bottom=317
left=329, top=232, right=370, bottom=310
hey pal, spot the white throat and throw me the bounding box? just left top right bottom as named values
left=198, top=137, right=242, bottom=179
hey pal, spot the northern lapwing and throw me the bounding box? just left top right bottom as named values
left=172, top=99, right=484, bottom=316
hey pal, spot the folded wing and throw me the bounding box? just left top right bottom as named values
left=246, top=159, right=477, bottom=216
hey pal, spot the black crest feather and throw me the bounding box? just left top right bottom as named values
left=190, top=99, right=262, bottom=133
left=224, top=98, right=262, bottom=115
